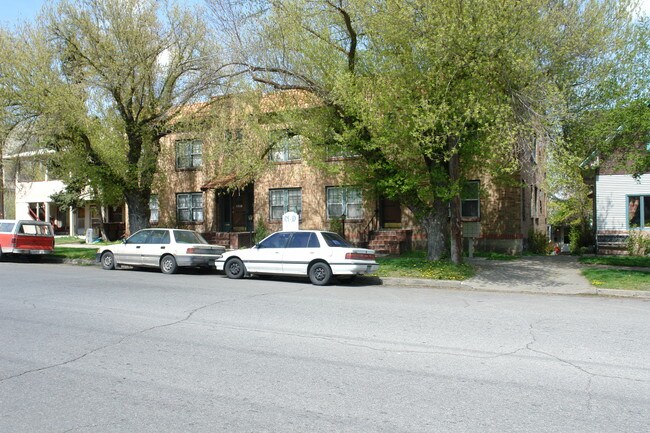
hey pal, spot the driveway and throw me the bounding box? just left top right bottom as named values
left=465, top=255, right=595, bottom=295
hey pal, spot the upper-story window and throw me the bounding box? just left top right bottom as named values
left=628, top=195, right=650, bottom=229
left=326, top=187, right=363, bottom=220
left=461, top=181, right=480, bottom=219
left=176, top=139, right=202, bottom=170
left=326, top=143, right=359, bottom=160
left=270, top=133, right=303, bottom=162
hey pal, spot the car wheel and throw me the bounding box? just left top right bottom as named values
left=101, top=252, right=115, bottom=270
left=309, top=262, right=332, bottom=286
left=160, top=255, right=178, bottom=274
left=225, top=258, right=246, bottom=279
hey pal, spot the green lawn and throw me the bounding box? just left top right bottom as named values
left=52, top=246, right=98, bottom=261
left=376, top=251, right=474, bottom=280
left=582, top=268, right=650, bottom=291
left=579, top=255, right=650, bottom=268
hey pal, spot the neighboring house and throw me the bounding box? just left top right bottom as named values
left=584, top=149, right=650, bottom=254
left=151, top=94, right=547, bottom=254
left=2, top=148, right=125, bottom=239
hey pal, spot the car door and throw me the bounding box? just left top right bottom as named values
left=115, top=230, right=150, bottom=265
left=245, top=232, right=291, bottom=274
left=282, top=232, right=322, bottom=275
left=140, top=230, right=170, bottom=267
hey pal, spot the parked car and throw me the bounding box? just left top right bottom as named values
left=215, top=230, right=379, bottom=285
left=0, top=219, right=55, bottom=259
left=97, top=228, right=225, bottom=274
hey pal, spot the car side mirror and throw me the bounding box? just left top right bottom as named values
left=122, top=239, right=127, bottom=244
left=254, top=243, right=262, bottom=249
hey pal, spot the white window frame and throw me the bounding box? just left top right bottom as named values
left=461, top=180, right=480, bottom=219
left=326, top=187, right=364, bottom=220
left=628, top=195, right=650, bottom=229
left=177, top=193, right=203, bottom=223
left=175, top=139, right=203, bottom=170
left=270, top=134, right=303, bottom=162
left=269, top=188, right=302, bottom=220
left=149, top=195, right=159, bottom=224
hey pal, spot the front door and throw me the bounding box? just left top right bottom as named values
left=381, top=198, right=401, bottom=228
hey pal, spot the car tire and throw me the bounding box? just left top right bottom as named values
left=309, top=262, right=332, bottom=286
left=160, top=255, right=178, bottom=274
left=101, top=251, right=115, bottom=270
left=225, top=258, right=246, bottom=279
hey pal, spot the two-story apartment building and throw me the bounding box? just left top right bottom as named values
left=150, top=97, right=547, bottom=254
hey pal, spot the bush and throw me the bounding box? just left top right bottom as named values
left=627, top=231, right=650, bottom=256
left=254, top=218, right=268, bottom=243
left=527, top=229, right=549, bottom=255
left=329, top=217, right=344, bottom=236
left=569, top=224, right=594, bottom=255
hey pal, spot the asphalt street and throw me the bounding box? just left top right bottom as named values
left=1, top=261, right=649, bottom=432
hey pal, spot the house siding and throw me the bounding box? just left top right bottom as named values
left=596, top=173, right=650, bottom=232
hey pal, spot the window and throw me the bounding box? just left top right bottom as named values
left=326, top=187, right=364, bottom=220
left=146, top=230, right=170, bottom=244
left=177, top=193, right=203, bottom=223
left=321, top=232, right=352, bottom=247
left=269, top=189, right=302, bottom=220
left=175, top=139, right=202, bottom=169
left=270, top=133, right=303, bottom=162
left=461, top=181, right=480, bottom=219
left=258, top=232, right=292, bottom=248
left=326, top=143, right=359, bottom=159
left=628, top=195, right=650, bottom=229
left=287, top=232, right=320, bottom=248
left=149, top=195, right=159, bottom=224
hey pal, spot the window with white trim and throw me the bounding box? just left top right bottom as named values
left=175, top=139, right=202, bottom=170
left=270, top=133, right=303, bottom=162
left=177, top=193, right=203, bottom=223
left=269, top=189, right=302, bottom=220
left=461, top=181, right=480, bottom=219
left=628, top=195, right=650, bottom=229
left=149, top=195, right=159, bottom=224
left=326, top=187, right=364, bottom=220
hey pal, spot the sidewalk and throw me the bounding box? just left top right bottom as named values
left=381, top=255, right=650, bottom=299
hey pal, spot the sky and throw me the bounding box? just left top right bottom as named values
left=0, top=0, right=649, bottom=26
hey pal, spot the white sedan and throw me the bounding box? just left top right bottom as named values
left=215, top=230, right=379, bottom=285
left=97, top=228, right=225, bottom=274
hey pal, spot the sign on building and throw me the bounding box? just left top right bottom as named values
left=282, top=212, right=300, bottom=231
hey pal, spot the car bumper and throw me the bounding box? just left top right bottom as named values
left=175, top=255, right=220, bottom=268
left=7, top=248, right=52, bottom=255
left=331, top=262, right=379, bottom=275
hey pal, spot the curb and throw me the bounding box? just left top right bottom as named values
left=379, top=277, right=650, bottom=299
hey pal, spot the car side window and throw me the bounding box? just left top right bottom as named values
left=287, top=232, right=312, bottom=248
left=127, top=230, right=150, bottom=244
left=307, top=233, right=320, bottom=248
left=148, top=230, right=170, bottom=244
left=259, top=232, right=292, bottom=249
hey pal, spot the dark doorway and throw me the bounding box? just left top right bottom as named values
left=218, top=184, right=254, bottom=232
left=380, top=198, right=401, bottom=228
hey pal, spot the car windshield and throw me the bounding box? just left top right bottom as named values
left=173, top=230, right=207, bottom=244
left=321, top=232, right=352, bottom=247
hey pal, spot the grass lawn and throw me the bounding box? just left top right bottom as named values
left=582, top=268, right=650, bottom=291
left=579, top=255, right=650, bottom=268
left=376, top=250, right=474, bottom=280
left=52, top=246, right=98, bottom=261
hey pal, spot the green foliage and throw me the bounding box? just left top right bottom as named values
left=626, top=231, right=650, bottom=256
left=328, top=216, right=344, bottom=237
left=527, top=229, right=550, bottom=255
left=569, top=225, right=594, bottom=255
left=254, top=217, right=268, bottom=243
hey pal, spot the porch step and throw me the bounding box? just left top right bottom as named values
left=367, top=229, right=412, bottom=255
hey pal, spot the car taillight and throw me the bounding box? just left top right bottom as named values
left=345, top=252, right=375, bottom=260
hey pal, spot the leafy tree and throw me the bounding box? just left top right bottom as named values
left=209, top=0, right=641, bottom=263
left=0, top=0, right=232, bottom=233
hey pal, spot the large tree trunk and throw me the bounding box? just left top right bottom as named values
left=419, top=198, right=449, bottom=261
left=124, top=189, right=151, bottom=235
left=448, top=137, right=463, bottom=265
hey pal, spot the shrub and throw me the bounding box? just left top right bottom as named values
left=627, top=231, right=650, bottom=256
left=527, top=229, right=548, bottom=255
left=329, top=217, right=344, bottom=236
left=254, top=218, right=268, bottom=243
left=569, top=224, right=594, bottom=255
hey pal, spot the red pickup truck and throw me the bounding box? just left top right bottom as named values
left=0, top=219, right=55, bottom=259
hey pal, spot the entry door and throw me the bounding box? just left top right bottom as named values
left=381, top=198, right=402, bottom=228
left=231, top=191, right=248, bottom=231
